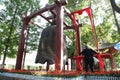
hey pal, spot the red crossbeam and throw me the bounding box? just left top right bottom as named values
left=72, top=53, right=111, bottom=71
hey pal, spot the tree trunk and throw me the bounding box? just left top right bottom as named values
left=110, top=0, right=120, bottom=34
left=112, top=10, right=120, bottom=34
left=2, top=7, right=18, bottom=65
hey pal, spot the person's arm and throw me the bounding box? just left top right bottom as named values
left=79, top=52, right=82, bottom=55
left=91, top=49, right=97, bottom=54
left=79, top=49, right=85, bottom=55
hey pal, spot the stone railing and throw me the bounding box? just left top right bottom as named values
left=0, top=72, right=120, bottom=80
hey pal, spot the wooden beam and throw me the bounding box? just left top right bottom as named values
left=55, top=0, right=67, bottom=71
left=39, top=14, right=52, bottom=23
left=15, top=16, right=30, bottom=70
left=64, top=23, right=82, bottom=29
left=64, top=7, right=73, bottom=20
left=50, top=9, right=56, bottom=17
left=29, top=4, right=56, bottom=19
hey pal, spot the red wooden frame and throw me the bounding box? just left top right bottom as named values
left=15, top=0, right=115, bottom=71
left=71, top=7, right=115, bottom=71
left=15, top=0, right=68, bottom=70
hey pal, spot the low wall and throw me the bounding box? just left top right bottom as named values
left=0, top=72, right=120, bottom=80
left=0, top=75, right=24, bottom=80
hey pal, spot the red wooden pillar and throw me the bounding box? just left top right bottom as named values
left=110, top=55, right=116, bottom=70
left=55, top=1, right=64, bottom=71
left=55, top=0, right=67, bottom=71
left=72, top=14, right=81, bottom=55
left=15, top=16, right=30, bottom=70
left=72, top=14, right=82, bottom=71
left=76, top=25, right=81, bottom=54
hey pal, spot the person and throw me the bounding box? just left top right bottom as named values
left=80, top=45, right=98, bottom=72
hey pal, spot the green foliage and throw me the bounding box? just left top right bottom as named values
left=0, top=0, right=41, bottom=59
left=64, top=30, right=77, bottom=56
left=81, top=24, right=95, bottom=47
left=115, top=52, right=120, bottom=68
left=25, top=24, right=41, bottom=53
left=65, top=0, right=90, bottom=12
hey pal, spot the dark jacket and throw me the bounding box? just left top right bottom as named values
left=80, top=48, right=97, bottom=62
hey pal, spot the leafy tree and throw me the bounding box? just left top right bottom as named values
left=0, top=0, right=42, bottom=65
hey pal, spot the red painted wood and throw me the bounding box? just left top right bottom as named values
left=15, top=0, right=67, bottom=70
left=55, top=3, right=64, bottom=71
left=54, top=0, right=67, bottom=71
left=15, top=17, right=30, bottom=70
